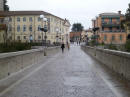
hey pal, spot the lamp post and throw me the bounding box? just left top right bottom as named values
left=43, top=18, right=48, bottom=48
left=40, top=15, right=48, bottom=56
left=56, top=28, right=59, bottom=44
left=40, top=15, right=44, bottom=44
left=93, top=27, right=99, bottom=46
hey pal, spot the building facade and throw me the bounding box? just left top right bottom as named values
left=70, top=31, right=86, bottom=42
left=0, top=0, right=3, bottom=11
left=92, top=11, right=127, bottom=44
left=70, top=32, right=82, bottom=42
left=0, top=16, right=5, bottom=43
left=0, top=11, right=70, bottom=44
left=86, top=28, right=93, bottom=42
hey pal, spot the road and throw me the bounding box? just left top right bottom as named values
left=0, top=45, right=130, bottom=97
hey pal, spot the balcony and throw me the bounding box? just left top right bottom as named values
left=102, top=22, right=120, bottom=27
left=101, top=30, right=126, bottom=33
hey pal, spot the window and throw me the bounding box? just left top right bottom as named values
left=17, top=17, right=20, bottom=22
left=109, top=18, right=112, bottom=23
left=38, top=25, right=41, bottom=31
left=23, top=17, right=26, bottom=22
left=17, top=25, right=20, bottom=32
left=117, top=18, right=120, bottom=22
left=104, top=35, right=107, bottom=41
left=29, top=17, right=33, bottom=22
left=38, top=17, right=41, bottom=22
left=17, top=36, right=20, bottom=40
left=23, top=25, right=26, bottom=32
left=9, top=36, right=12, bottom=40
left=109, top=27, right=112, bottom=32
left=38, top=36, right=41, bottom=39
left=9, top=25, right=12, bottom=31
left=102, top=27, right=104, bottom=31
left=24, top=36, right=26, bottom=39
left=102, top=18, right=104, bottom=22
left=47, top=18, right=50, bottom=22
left=112, top=35, right=115, bottom=41
left=9, top=17, right=12, bottom=22
left=29, top=25, right=32, bottom=32
left=51, top=18, right=53, bottom=22
left=120, top=35, right=122, bottom=41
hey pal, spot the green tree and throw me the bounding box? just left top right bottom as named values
left=125, top=39, right=130, bottom=52
left=71, top=23, right=84, bottom=32
left=3, top=0, right=9, bottom=11
left=125, top=3, right=130, bottom=20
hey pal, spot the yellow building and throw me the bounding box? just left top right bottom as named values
left=0, top=11, right=71, bottom=44
left=0, top=16, right=6, bottom=43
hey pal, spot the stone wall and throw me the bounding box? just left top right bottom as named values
left=81, top=46, right=130, bottom=81
left=0, top=47, right=60, bottom=80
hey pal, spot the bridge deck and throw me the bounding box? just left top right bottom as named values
left=0, top=45, right=130, bottom=97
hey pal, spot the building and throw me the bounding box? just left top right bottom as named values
left=92, top=11, right=127, bottom=44
left=0, top=11, right=70, bottom=44
left=70, top=32, right=82, bottom=42
left=86, top=28, right=93, bottom=42
left=81, top=30, right=86, bottom=42
left=0, top=16, right=5, bottom=43
left=63, top=19, right=71, bottom=43
left=70, top=31, right=87, bottom=42
left=0, top=0, right=3, bottom=11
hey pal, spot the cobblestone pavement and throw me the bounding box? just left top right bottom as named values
left=0, top=45, right=130, bottom=97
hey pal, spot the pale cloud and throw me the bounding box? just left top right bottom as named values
left=8, top=0, right=130, bottom=29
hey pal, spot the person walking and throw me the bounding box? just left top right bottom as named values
left=66, top=42, right=70, bottom=50
left=61, top=43, right=65, bottom=53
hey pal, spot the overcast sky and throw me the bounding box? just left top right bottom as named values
left=7, top=0, right=130, bottom=29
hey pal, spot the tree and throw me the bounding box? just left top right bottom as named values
left=3, top=0, right=9, bottom=11
left=71, top=23, right=84, bottom=32
left=125, top=39, right=130, bottom=52
left=125, top=3, right=130, bottom=20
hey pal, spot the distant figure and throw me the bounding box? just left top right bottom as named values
left=66, top=42, right=70, bottom=50
left=79, top=41, right=80, bottom=45
left=77, top=41, right=79, bottom=45
left=61, top=43, right=65, bottom=53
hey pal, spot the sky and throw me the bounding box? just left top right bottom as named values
left=7, top=0, right=130, bottom=29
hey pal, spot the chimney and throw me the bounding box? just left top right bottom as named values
left=118, top=11, right=121, bottom=14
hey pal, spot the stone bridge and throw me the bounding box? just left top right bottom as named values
left=0, top=45, right=129, bottom=97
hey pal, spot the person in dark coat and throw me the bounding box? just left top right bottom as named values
left=61, top=43, right=65, bottom=53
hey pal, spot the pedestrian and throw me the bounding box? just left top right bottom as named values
left=61, top=42, right=65, bottom=53
left=79, top=41, right=80, bottom=45
left=66, top=42, right=70, bottom=50
left=77, top=41, right=78, bottom=45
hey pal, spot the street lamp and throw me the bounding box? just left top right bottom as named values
left=40, top=15, right=44, bottom=43
left=43, top=18, right=48, bottom=48
left=40, top=15, right=48, bottom=56
left=92, top=27, right=99, bottom=46
left=56, top=28, right=59, bottom=43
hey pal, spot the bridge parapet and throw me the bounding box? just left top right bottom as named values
left=81, top=46, right=130, bottom=81
left=0, top=47, right=60, bottom=80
